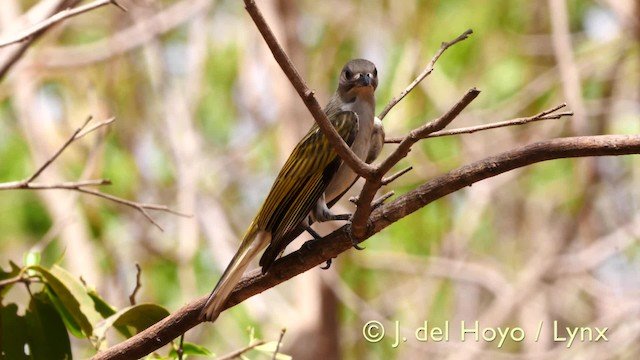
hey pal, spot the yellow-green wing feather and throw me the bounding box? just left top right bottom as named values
left=255, top=111, right=358, bottom=259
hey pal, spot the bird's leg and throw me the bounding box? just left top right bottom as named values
left=299, top=223, right=336, bottom=269
left=312, top=195, right=352, bottom=222
left=314, top=200, right=364, bottom=250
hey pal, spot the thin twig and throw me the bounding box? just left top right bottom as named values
left=370, top=191, right=395, bottom=209
left=176, top=334, right=185, bottom=360
left=385, top=103, right=573, bottom=143
left=0, top=0, right=126, bottom=48
left=77, top=116, right=116, bottom=139
left=272, top=328, right=286, bottom=360
left=0, top=0, right=82, bottom=81
left=74, top=187, right=190, bottom=231
left=378, top=29, right=474, bottom=121
left=129, top=263, right=142, bottom=306
left=27, top=116, right=93, bottom=182
left=381, top=166, right=413, bottom=186
left=0, top=273, right=29, bottom=288
left=214, top=340, right=266, bottom=360
left=0, top=179, right=111, bottom=191
left=0, top=115, right=189, bottom=230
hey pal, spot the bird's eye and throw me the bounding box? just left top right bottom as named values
left=373, top=68, right=378, bottom=77
left=344, top=69, right=353, bottom=80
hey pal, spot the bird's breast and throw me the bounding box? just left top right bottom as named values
left=324, top=96, right=375, bottom=202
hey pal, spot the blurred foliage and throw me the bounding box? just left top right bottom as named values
left=1, top=0, right=639, bottom=359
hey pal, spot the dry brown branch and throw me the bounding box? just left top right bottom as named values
left=272, top=329, right=286, bottom=360
left=0, top=0, right=125, bottom=48
left=128, top=263, right=142, bottom=306
left=214, top=340, right=266, bottom=360
left=385, top=103, right=573, bottom=143
left=377, top=29, right=473, bottom=121
left=91, top=134, right=640, bottom=360
left=0, top=116, right=188, bottom=231
left=30, top=0, right=211, bottom=69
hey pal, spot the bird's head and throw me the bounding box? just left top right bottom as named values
left=337, top=59, right=378, bottom=101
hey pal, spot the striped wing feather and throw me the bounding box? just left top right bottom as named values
left=256, top=111, right=358, bottom=268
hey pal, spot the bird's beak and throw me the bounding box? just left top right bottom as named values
left=357, top=73, right=373, bottom=87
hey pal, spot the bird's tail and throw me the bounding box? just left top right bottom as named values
left=201, top=223, right=271, bottom=321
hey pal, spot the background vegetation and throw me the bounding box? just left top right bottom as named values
left=1, top=0, right=638, bottom=359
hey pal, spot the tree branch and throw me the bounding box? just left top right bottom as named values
left=0, top=0, right=126, bottom=48
left=0, top=116, right=188, bottom=231
left=385, top=103, right=573, bottom=143
left=91, top=134, right=640, bottom=360
left=377, top=29, right=474, bottom=121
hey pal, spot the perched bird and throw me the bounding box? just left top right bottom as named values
left=201, top=59, right=382, bottom=321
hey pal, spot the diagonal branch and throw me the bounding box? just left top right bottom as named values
left=385, top=103, right=574, bottom=143
left=90, top=134, right=640, bottom=360
left=0, top=116, right=188, bottom=231
left=377, top=29, right=474, bottom=121
left=0, top=0, right=126, bottom=48
left=243, top=0, right=375, bottom=180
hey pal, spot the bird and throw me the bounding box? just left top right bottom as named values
left=201, top=59, right=382, bottom=321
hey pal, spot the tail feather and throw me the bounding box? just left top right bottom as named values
left=201, top=224, right=271, bottom=321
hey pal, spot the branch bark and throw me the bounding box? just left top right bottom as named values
left=91, top=134, right=640, bottom=360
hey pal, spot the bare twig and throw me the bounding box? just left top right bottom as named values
left=0, top=272, right=41, bottom=288
left=381, top=167, right=413, bottom=186
left=377, top=29, right=474, bottom=121
left=370, top=191, right=395, bottom=209
left=32, top=0, right=212, bottom=69
left=214, top=340, right=266, bottom=360
left=0, top=0, right=83, bottom=81
left=29, top=116, right=93, bottom=182
left=0, top=116, right=189, bottom=231
left=272, top=328, right=286, bottom=360
left=129, top=263, right=142, bottom=306
left=74, top=187, right=189, bottom=231
left=0, top=0, right=126, bottom=48
left=176, top=334, right=185, bottom=360
left=385, top=103, right=573, bottom=143
left=0, top=179, right=111, bottom=191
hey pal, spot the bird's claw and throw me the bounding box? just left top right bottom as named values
left=320, top=258, right=333, bottom=269
left=345, top=220, right=365, bottom=250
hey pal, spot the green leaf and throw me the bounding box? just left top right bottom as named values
left=168, top=342, right=214, bottom=358
left=23, top=251, right=41, bottom=267
left=0, top=303, right=29, bottom=360
left=88, top=290, right=132, bottom=338
left=28, top=265, right=102, bottom=337
left=25, top=292, right=72, bottom=360
left=44, top=283, right=84, bottom=338
left=94, top=303, right=170, bottom=343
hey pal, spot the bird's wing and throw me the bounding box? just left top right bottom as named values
left=256, top=111, right=358, bottom=268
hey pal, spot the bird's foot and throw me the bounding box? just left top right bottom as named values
left=345, top=218, right=365, bottom=250
left=320, top=258, right=333, bottom=269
